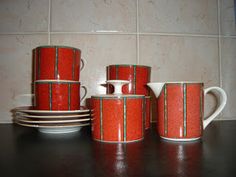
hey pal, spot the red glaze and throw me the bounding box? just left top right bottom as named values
left=157, top=83, right=203, bottom=139
left=33, top=46, right=81, bottom=81
left=91, top=96, right=145, bottom=142
left=35, top=81, right=80, bottom=110
left=145, top=96, right=151, bottom=130
left=106, top=65, right=151, bottom=95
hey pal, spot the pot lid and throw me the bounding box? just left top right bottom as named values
left=91, top=80, right=145, bottom=99
left=91, top=94, right=145, bottom=99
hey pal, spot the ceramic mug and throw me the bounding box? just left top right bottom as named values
left=33, top=46, right=84, bottom=81
left=147, top=82, right=227, bottom=141
left=34, top=80, right=87, bottom=110
left=106, top=65, right=151, bottom=95
left=91, top=80, right=145, bottom=143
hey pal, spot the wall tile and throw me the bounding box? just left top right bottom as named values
left=222, top=38, right=236, bottom=119
left=220, top=0, right=236, bottom=36
left=139, top=35, right=220, bottom=120
left=51, top=0, right=136, bottom=32
left=139, top=0, right=218, bottom=35
left=0, top=0, right=48, bottom=33
left=0, top=35, right=48, bottom=123
left=51, top=34, right=137, bottom=104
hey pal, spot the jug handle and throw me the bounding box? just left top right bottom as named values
left=203, top=87, right=227, bottom=129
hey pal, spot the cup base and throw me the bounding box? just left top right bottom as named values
left=93, top=137, right=144, bottom=143
left=160, top=136, right=201, bottom=142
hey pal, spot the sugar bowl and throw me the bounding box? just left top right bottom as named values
left=91, top=80, right=145, bottom=143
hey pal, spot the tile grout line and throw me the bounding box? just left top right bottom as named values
left=218, top=0, right=222, bottom=88
left=136, top=0, right=140, bottom=64
left=218, top=0, right=223, bottom=119
left=48, top=0, right=51, bottom=45
left=0, top=31, right=235, bottom=38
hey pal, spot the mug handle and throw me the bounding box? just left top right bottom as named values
left=80, top=58, right=85, bottom=72
left=203, top=87, right=227, bottom=129
left=80, top=85, right=87, bottom=103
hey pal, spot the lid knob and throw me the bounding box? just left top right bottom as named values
left=106, top=80, right=129, bottom=94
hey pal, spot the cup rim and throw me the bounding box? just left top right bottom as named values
left=148, top=81, right=204, bottom=84
left=107, top=64, right=151, bottom=68
left=34, top=80, right=81, bottom=84
left=34, top=45, right=81, bottom=51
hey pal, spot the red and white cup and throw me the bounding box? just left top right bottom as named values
left=33, top=46, right=84, bottom=81
left=147, top=82, right=227, bottom=141
left=106, top=65, right=151, bottom=95
left=34, top=80, right=87, bottom=110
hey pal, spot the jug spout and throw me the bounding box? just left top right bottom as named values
left=147, top=82, right=165, bottom=98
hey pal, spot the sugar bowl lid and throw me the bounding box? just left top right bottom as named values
left=91, top=80, right=144, bottom=98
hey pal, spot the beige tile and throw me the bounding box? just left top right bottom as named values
left=0, top=34, right=48, bottom=123
left=139, top=0, right=218, bottom=34
left=221, top=38, right=236, bottom=119
left=0, top=0, right=48, bottom=33
left=139, top=35, right=220, bottom=119
left=51, top=0, right=136, bottom=32
left=220, top=0, right=236, bottom=36
left=51, top=34, right=137, bottom=104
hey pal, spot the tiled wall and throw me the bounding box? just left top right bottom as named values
left=0, top=0, right=235, bottom=123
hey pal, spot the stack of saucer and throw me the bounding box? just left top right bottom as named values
left=14, top=106, right=90, bottom=134
left=14, top=46, right=90, bottom=134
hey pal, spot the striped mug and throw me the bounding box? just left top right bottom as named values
left=147, top=82, right=227, bottom=141
left=33, top=46, right=84, bottom=81
left=34, top=80, right=87, bottom=110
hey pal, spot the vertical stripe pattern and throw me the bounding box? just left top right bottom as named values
left=200, top=84, right=203, bottom=131
left=37, top=48, right=41, bottom=79
left=183, top=83, right=187, bottom=137
left=123, top=98, right=127, bottom=141
left=133, top=66, right=136, bottom=94
left=72, top=49, right=75, bottom=80
left=164, top=84, right=168, bottom=135
left=49, top=83, right=52, bottom=111
left=33, top=49, right=36, bottom=81
left=68, top=83, right=71, bottom=110
left=55, top=47, right=58, bottom=78
left=142, top=98, right=145, bottom=135
left=100, top=98, right=103, bottom=140
left=115, top=65, right=119, bottom=79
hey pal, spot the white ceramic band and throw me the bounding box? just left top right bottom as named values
left=203, top=87, right=227, bottom=129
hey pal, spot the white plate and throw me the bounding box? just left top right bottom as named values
left=15, top=121, right=90, bottom=134
left=16, top=112, right=91, bottom=119
left=15, top=116, right=91, bottom=124
left=14, top=106, right=90, bottom=116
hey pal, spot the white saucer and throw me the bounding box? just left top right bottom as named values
left=14, top=106, right=90, bottom=116
left=15, top=121, right=90, bottom=134
left=16, top=116, right=91, bottom=124
left=16, top=112, right=91, bottom=119
left=160, top=136, right=201, bottom=142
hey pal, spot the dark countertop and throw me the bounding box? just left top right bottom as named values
left=0, top=121, right=236, bottom=177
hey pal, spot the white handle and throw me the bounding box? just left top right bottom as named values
left=203, top=87, right=227, bottom=129
left=80, top=86, right=87, bottom=103
left=80, top=58, right=85, bottom=72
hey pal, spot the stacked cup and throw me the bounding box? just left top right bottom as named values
left=106, top=65, right=151, bottom=129
left=33, top=46, right=86, bottom=110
